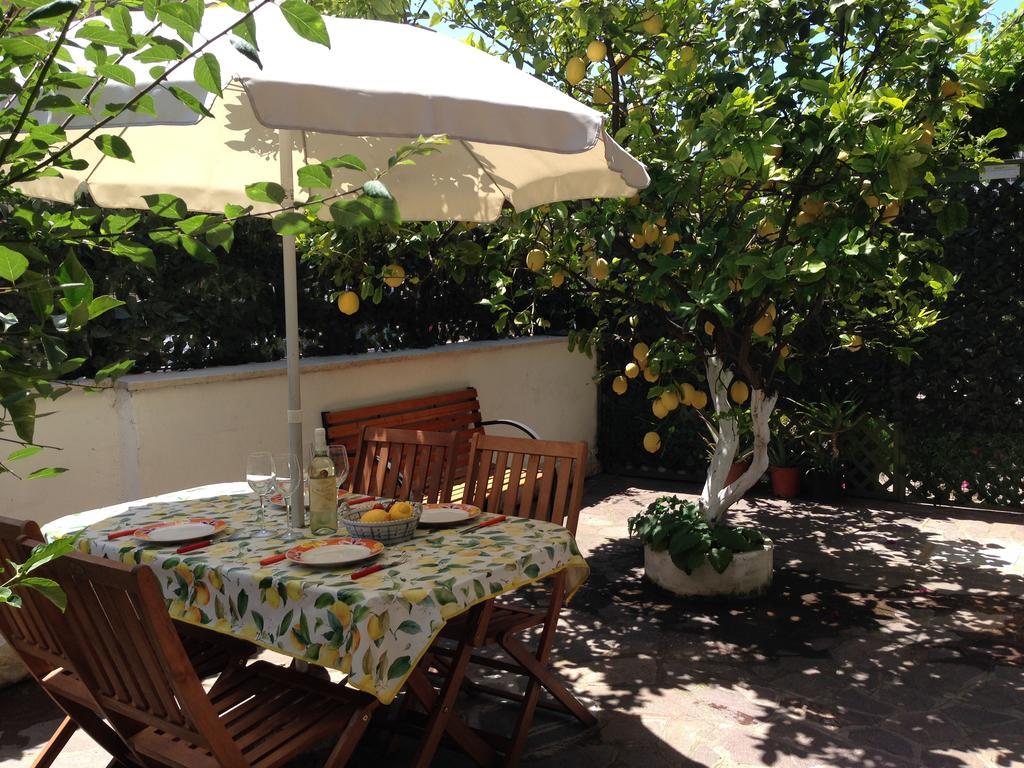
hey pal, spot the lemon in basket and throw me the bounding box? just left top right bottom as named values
left=360, top=507, right=389, bottom=523
left=388, top=501, right=414, bottom=520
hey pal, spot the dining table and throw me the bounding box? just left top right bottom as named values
left=43, top=482, right=590, bottom=766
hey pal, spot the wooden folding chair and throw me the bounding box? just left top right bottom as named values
left=433, top=435, right=596, bottom=766
left=351, top=426, right=458, bottom=503
left=0, top=517, right=139, bottom=767
left=29, top=544, right=380, bottom=768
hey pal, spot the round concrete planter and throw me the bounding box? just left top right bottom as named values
left=644, top=539, right=774, bottom=598
left=0, top=636, right=28, bottom=689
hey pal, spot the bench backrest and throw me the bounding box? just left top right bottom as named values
left=323, top=387, right=484, bottom=483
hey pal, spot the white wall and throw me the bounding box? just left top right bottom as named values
left=3, top=337, right=598, bottom=525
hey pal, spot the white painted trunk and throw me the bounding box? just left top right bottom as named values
left=699, top=355, right=778, bottom=525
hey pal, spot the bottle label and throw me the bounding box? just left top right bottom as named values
left=308, top=477, right=337, bottom=534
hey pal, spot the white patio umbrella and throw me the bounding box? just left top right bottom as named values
left=19, top=4, right=649, bottom=517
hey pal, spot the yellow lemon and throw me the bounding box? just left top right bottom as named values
left=642, top=432, right=661, bottom=453
left=340, top=653, right=353, bottom=674
left=402, top=588, right=429, bottom=604
left=264, top=586, right=282, bottom=610
left=847, top=334, right=864, bottom=352
left=212, top=618, right=231, bottom=633
left=526, top=248, right=547, bottom=272
left=382, top=263, right=405, bottom=288
left=194, top=584, right=211, bottom=606
left=183, top=607, right=202, bottom=623
left=643, top=367, right=659, bottom=383
left=795, top=211, right=816, bottom=226
left=337, top=290, right=359, bottom=315
left=239, top=624, right=260, bottom=642
left=881, top=201, right=901, bottom=222
left=753, top=314, right=774, bottom=337
left=660, top=389, right=680, bottom=411
left=679, top=45, right=695, bottom=64
left=586, top=40, right=607, bottom=62
left=285, top=580, right=304, bottom=601
left=590, top=258, right=610, bottom=281
left=169, top=599, right=187, bottom=619
left=551, top=270, right=565, bottom=288
left=642, top=221, right=661, bottom=245
left=140, top=550, right=157, bottom=564
left=766, top=302, right=777, bottom=321
left=330, top=601, right=352, bottom=627
left=624, top=361, right=640, bottom=379
left=566, top=56, right=587, bottom=85
left=680, top=382, right=696, bottom=405
left=780, top=344, right=791, bottom=359
left=800, top=198, right=825, bottom=217
left=615, top=54, right=634, bottom=75
left=360, top=507, right=389, bottom=523
left=918, top=119, right=935, bottom=147
left=642, top=12, right=663, bottom=35
left=940, top=79, right=961, bottom=99
left=652, top=399, right=668, bottom=419
left=756, top=219, right=779, bottom=241
left=837, top=150, right=850, bottom=163
left=633, top=342, right=649, bottom=365
left=690, top=390, right=709, bottom=409
left=388, top=501, right=414, bottom=520
left=630, top=232, right=646, bottom=249
left=730, top=380, right=750, bottom=404
left=349, top=628, right=361, bottom=653
left=612, top=375, right=628, bottom=395
left=593, top=85, right=612, bottom=105
left=704, top=321, right=715, bottom=336
left=207, top=569, right=223, bottom=590
left=441, top=602, right=462, bottom=620
left=175, top=563, right=194, bottom=586
left=367, top=615, right=386, bottom=642
left=660, top=234, right=679, bottom=254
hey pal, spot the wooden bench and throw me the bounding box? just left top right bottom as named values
left=322, top=387, right=538, bottom=491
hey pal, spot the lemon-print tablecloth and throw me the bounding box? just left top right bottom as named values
left=45, top=482, right=589, bottom=704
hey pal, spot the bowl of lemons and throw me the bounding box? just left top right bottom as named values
left=340, top=499, right=421, bottom=545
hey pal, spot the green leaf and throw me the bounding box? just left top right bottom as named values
left=279, top=0, right=330, bottom=47
left=9, top=394, right=36, bottom=443
left=87, top=295, right=124, bottom=319
left=96, top=63, right=136, bottom=87
left=272, top=211, right=310, bottom=236
left=167, top=86, right=213, bottom=118
left=0, top=245, right=29, bottom=283
left=396, top=619, right=421, bottom=634
left=362, top=179, right=391, bottom=199
left=112, top=241, right=156, bottom=268
left=314, top=593, right=335, bottom=609
left=324, top=154, right=366, bottom=172
left=231, top=37, right=262, bottom=69
left=387, top=655, right=412, bottom=679
left=277, top=609, right=294, bottom=637
left=7, top=445, right=42, bottom=461
left=24, top=0, right=80, bottom=24
left=297, top=163, right=332, bottom=189
left=93, top=134, right=134, bottom=162
left=95, top=359, right=134, bottom=383
left=245, top=182, right=287, bottom=205
left=16, top=577, right=67, bottom=610
left=142, top=193, right=187, bottom=220
left=193, top=53, right=222, bottom=97
left=706, top=547, right=733, bottom=574
left=157, top=2, right=202, bottom=43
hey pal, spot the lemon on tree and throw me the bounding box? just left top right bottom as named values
left=526, top=247, right=547, bottom=272
left=382, top=263, right=405, bottom=288
left=660, top=388, right=680, bottom=410
left=566, top=56, right=587, bottom=85
left=337, top=290, right=359, bottom=316
left=551, top=270, right=565, bottom=287
left=643, top=431, right=661, bottom=453
left=690, top=390, right=709, bottom=409
left=846, top=334, right=864, bottom=352
left=612, top=375, right=628, bottom=395
left=624, top=361, right=640, bottom=379
left=730, top=380, right=749, bottom=404
left=590, top=257, right=610, bottom=280
left=633, top=342, right=649, bottom=366
left=586, top=40, right=607, bottom=62
left=651, top=399, right=669, bottom=419
left=593, top=85, right=612, bottom=105
left=642, top=12, right=663, bottom=34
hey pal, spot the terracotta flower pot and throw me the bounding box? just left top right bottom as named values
left=770, top=466, right=801, bottom=498
left=725, top=460, right=750, bottom=487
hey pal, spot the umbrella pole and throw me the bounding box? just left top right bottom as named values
left=279, top=129, right=305, bottom=525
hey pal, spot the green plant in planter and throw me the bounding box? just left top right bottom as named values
left=789, top=397, right=863, bottom=473
left=768, top=412, right=805, bottom=469
left=627, top=496, right=765, bottom=576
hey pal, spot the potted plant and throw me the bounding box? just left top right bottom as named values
left=768, top=412, right=804, bottom=498
left=790, top=397, right=862, bottom=500
left=628, top=495, right=773, bottom=598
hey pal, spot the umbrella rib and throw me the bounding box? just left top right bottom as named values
left=458, top=139, right=513, bottom=218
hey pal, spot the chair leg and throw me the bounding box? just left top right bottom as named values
left=323, top=701, right=379, bottom=768
left=57, top=699, right=141, bottom=767
left=30, top=716, right=76, bottom=768
left=499, top=636, right=596, bottom=727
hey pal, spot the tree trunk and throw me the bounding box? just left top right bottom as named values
left=699, top=355, right=778, bottom=525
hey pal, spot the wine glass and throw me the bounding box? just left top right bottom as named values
left=273, top=452, right=301, bottom=541
left=246, top=452, right=276, bottom=539
left=329, top=445, right=350, bottom=492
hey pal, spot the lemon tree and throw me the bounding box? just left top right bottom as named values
left=424, top=0, right=1004, bottom=524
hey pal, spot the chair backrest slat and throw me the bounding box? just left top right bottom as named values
left=31, top=546, right=249, bottom=765
left=352, top=427, right=457, bottom=503
left=461, top=435, right=588, bottom=534
left=0, top=517, right=68, bottom=674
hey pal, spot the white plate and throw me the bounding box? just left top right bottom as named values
left=136, top=520, right=226, bottom=543
left=419, top=503, right=481, bottom=527
left=285, top=537, right=385, bottom=568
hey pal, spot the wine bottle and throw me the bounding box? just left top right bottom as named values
left=308, top=428, right=337, bottom=535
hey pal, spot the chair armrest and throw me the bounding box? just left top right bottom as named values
left=480, top=419, right=540, bottom=439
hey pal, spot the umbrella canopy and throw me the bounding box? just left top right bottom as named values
left=22, top=5, right=649, bottom=218
left=18, top=3, right=649, bottom=516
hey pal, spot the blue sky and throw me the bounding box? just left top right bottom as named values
left=990, top=0, right=1021, bottom=16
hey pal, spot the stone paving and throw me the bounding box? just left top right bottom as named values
left=2, top=475, right=1023, bottom=767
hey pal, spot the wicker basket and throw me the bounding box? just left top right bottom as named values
left=340, top=501, right=421, bottom=545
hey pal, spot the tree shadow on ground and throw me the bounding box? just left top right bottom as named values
left=545, top=476, right=1024, bottom=768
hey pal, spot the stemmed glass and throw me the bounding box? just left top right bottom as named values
left=246, top=452, right=276, bottom=539
left=273, top=452, right=302, bottom=541
left=329, top=445, right=350, bottom=494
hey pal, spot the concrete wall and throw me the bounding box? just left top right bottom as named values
left=4, top=337, right=598, bottom=525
